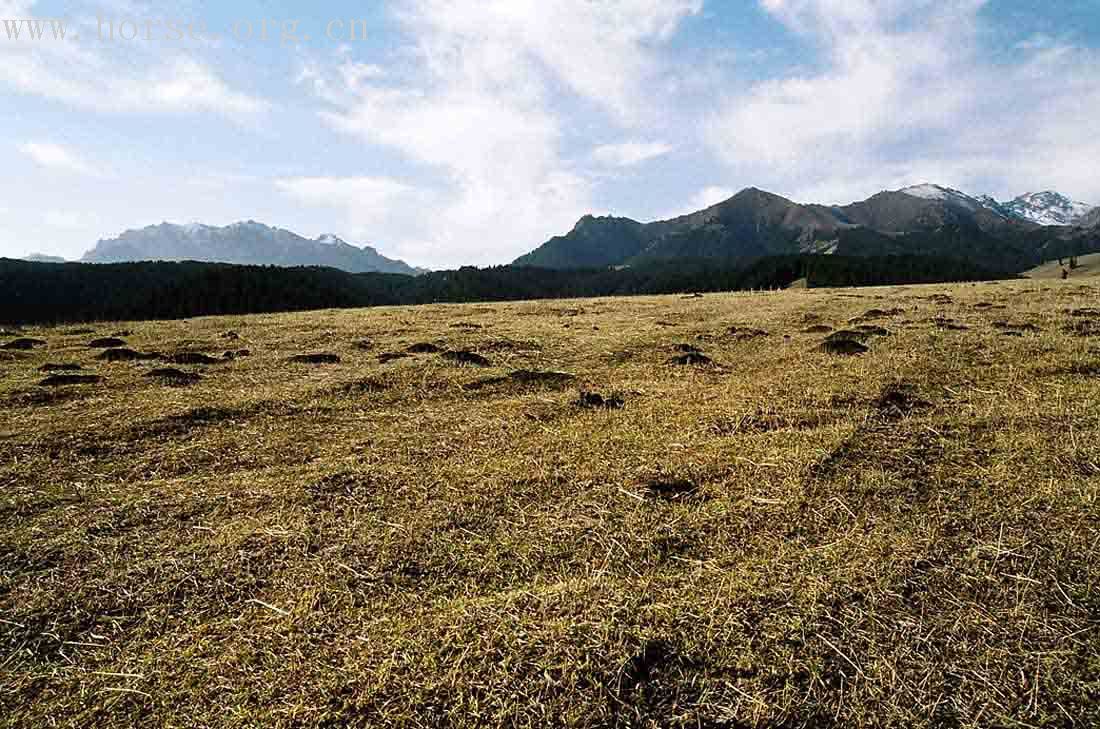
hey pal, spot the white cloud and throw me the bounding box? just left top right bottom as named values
left=705, top=0, right=1100, bottom=204
left=592, top=141, right=674, bottom=167
left=687, top=186, right=736, bottom=211
left=19, top=141, right=96, bottom=175
left=658, top=185, right=737, bottom=219
left=293, top=0, right=701, bottom=266
left=0, top=5, right=267, bottom=121
left=275, top=176, right=421, bottom=246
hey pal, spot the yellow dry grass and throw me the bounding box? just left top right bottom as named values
left=2, top=278, right=1099, bottom=728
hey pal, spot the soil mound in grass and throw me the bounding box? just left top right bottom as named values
left=932, top=317, right=969, bottom=331
left=289, top=353, right=341, bottom=365
left=97, top=348, right=162, bottom=362
left=875, top=382, right=932, bottom=418
left=88, top=337, right=127, bottom=348
left=167, top=352, right=222, bottom=365
left=464, top=370, right=577, bottom=392
left=144, top=368, right=203, bottom=385
left=442, top=350, right=492, bottom=367
left=728, top=326, right=769, bottom=340
left=2, top=338, right=47, bottom=350
left=820, top=338, right=870, bottom=356
left=407, top=342, right=444, bottom=354
left=993, top=321, right=1041, bottom=333
left=576, top=391, right=625, bottom=410
left=38, top=363, right=83, bottom=372
left=39, top=374, right=103, bottom=387
left=644, top=479, right=700, bottom=501
left=802, top=324, right=834, bottom=334
left=668, top=351, right=715, bottom=367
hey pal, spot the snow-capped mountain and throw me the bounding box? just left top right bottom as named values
left=999, top=192, right=1093, bottom=227
left=899, top=184, right=991, bottom=213
left=901, top=185, right=1093, bottom=227
left=82, top=221, right=424, bottom=275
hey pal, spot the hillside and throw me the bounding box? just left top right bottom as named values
left=83, top=221, right=422, bottom=275
left=515, top=185, right=1100, bottom=273
left=1026, top=252, right=1100, bottom=279
left=2, top=279, right=1098, bottom=727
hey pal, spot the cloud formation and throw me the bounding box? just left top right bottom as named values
left=299, top=0, right=701, bottom=266
left=19, top=141, right=96, bottom=175
left=592, top=141, right=675, bottom=167
left=707, top=0, right=1100, bottom=204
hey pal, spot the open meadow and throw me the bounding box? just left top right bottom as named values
left=2, top=279, right=1099, bottom=727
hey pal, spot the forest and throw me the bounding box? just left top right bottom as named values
left=0, top=255, right=1015, bottom=325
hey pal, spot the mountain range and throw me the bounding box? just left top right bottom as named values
left=77, top=221, right=423, bottom=275
left=516, top=185, right=1099, bottom=273
left=21, top=186, right=1098, bottom=276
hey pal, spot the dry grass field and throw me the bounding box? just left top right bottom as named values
left=1027, top=253, right=1100, bottom=280
left=2, top=279, right=1099, bottom=728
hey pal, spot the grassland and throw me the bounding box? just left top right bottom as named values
left=2, top=279, right=1099, bottom=728
left=1027, top=252, right=1100, bottom=280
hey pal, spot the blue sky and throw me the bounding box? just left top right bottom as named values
left=2, top=0, right=1099, bottom=268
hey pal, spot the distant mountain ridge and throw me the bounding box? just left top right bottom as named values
left=82, top=221, right=424, bottom=275
left=516, top=184, right=1099, bottom=273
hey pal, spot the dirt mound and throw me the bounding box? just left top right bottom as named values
left=728, top=326, right=769, bottom=340
left=223, top=349, right=252, bottom=360
left=144, top=368, right=203, bottom=385
left=668, top=352, right=716, bottom=367
left=353, top=339, right=373, bottom=351
left=1068, top=308, right=1100, bottom=318
left=39, top=374, right=103, bottom=387
left=97, top=348, right=162, bottom=362
left=289, top=353, right=341, bottom=365
left=802, top=324, right=833, bottom=334
left=2, top=338, right=47, bottom=350
left=442, top=350, right=492, bottom=367
left=673, top=343, right=702, bottom=353
left=221, top=330, right=242, bottom=340
left=38, top=363, right=83, bottom=372
left=464, top=370, right=577, bottom=392
left=854, top=325, right=891, bottom=337
left=825, top=330, right=872, bottom=344
left=575, top=391, right=625, bottom=410
left=88, top=337, right=126, bottom=348
left=644, top=479, right=700, bottom=501
left=378, top=352, right=411, bottom=364
left=819, top=338, right=870, bottom=356
left=407, top=342, right=444, bottom=354
left=167, top=352, right=222, bottom=365
left=853, top=308, right=905, bottom=321
left=932, top=317, right=969, bottom=331
left=874, top=382, right=932, bottom=418
left=993, top=321, right=1041, bottom=333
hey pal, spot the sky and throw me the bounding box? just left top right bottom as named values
left=2, top=0, right=1099, bottom=268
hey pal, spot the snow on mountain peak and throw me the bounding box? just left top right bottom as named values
left=898, top=184, right=982, bottom=211
left=1001, top=191, right=1092, bottom=226
left=317, top=234, right=344, bottom=246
